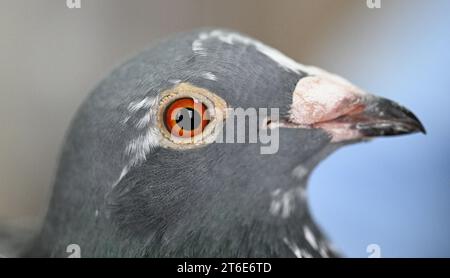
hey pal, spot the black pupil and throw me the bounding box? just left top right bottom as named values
left=175, top=107, right=201, bottom=131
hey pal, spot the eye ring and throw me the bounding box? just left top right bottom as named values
left=157, top=83, right=227, bottom=148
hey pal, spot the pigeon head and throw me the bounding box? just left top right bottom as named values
left=32, top=29, right=425, bottom=258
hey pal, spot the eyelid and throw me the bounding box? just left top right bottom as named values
left=157, top=83, right=227, bottom=149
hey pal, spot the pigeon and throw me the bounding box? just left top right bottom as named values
left=17, top=28, right=424, bottom=258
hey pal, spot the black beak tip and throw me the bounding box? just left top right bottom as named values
left=391, top=111, right=427, bottom=136
left=416, top=120, right=427, bottom=135
left=358, top=98, right=427, bottom=137
left=402, top=108, right=426, bottom=135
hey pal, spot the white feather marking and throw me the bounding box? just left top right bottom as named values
left=292, top=164, right=308, bottom=180
left=269, top=200, right=281, bottom=216
left=270, top=189, right=296, bottom=218
left=192, top=30, right=322, bottom=74
left=301, top=250, right=313, bottom=258
left=283, top=238, right=303, bottom=258
left=135, top=113, right=151, bottom=129
left=201, top=72, right=217, bottom=81
left=319, top=242, right=330, bottom=258
left=112, top=166, right=129, bottom=188
left=112, top=96, right=161, bottom=188
left=125, top=127, right=160, bottom=166
left=168, top=79, right=182, bottom=84
left=128, top=97, right=157, bottom=113
left=281, top=193, right=294, bottom=218
left=303, top=226, right=319, bottom=250
left=125, top=96, right=160, bottom=164
left=192, top=35, right=207, bottom=56
left=283, top=238, right=314, bottom=258
left=271, top=188, right=282, bottom=196
left=295, top=186, right=307, bottom=200
left=121, top=115, right=131, bottom=125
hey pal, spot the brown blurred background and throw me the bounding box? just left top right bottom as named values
left=0, top=0, right=362, bottom=228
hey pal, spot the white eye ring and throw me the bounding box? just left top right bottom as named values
left=157, top=83, right=227, bottom=149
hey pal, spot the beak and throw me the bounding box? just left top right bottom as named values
left=352, top=96, right=426, bottom=137
left=288, top=74, right=426, bottom=142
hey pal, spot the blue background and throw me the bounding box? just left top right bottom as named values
left=309, top=0, right=450, bottom=257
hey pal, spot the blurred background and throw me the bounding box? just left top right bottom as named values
left=0, top=0, right=449, bottom=257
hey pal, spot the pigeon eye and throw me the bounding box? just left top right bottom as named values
left=164, top=98, right=210, bottom=138
left=157, top=83, right=227, bottom=149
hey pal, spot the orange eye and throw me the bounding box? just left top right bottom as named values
left=164, top=98, right=210, bottom=138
